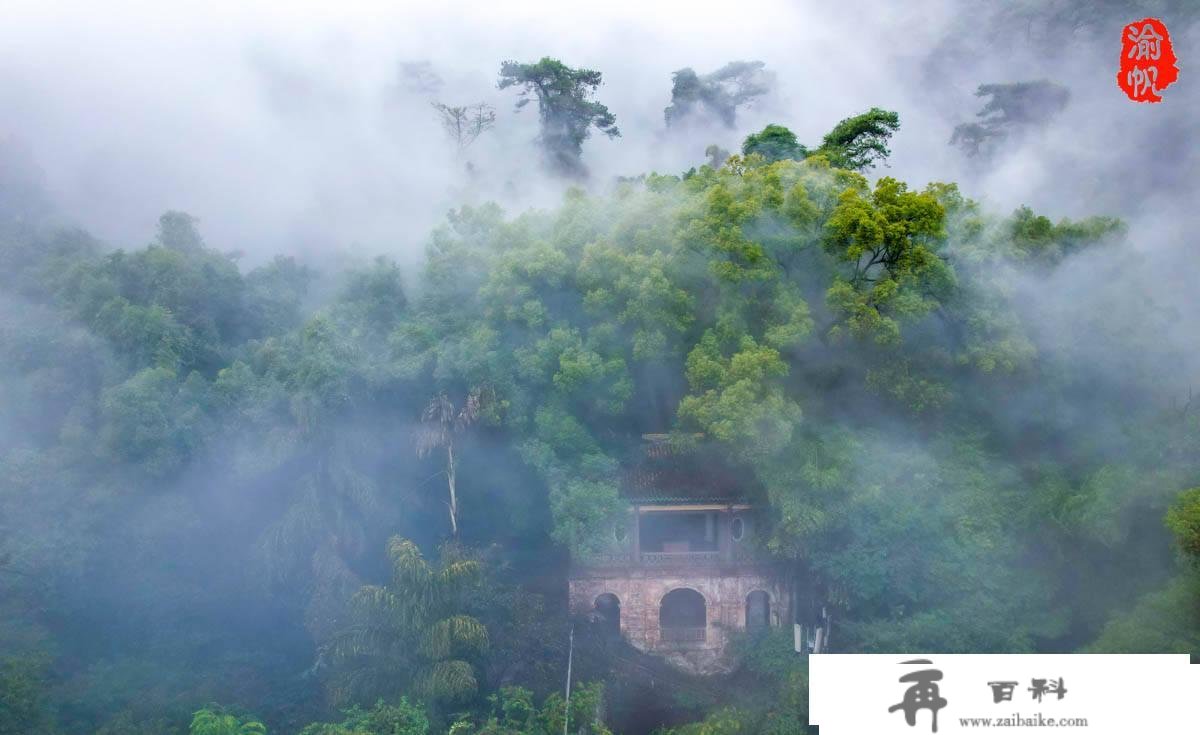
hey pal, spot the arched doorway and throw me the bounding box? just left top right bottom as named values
left=660, top=588, right=706, bottom=642
left=593, top=593, right=620, bottom=638
left=746, top=590, right=770, bottom=630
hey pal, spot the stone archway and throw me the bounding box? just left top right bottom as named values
left=593, top=593, right=621, bottom=638
left=660, top=588, right=706, bottom=642
left=746, top=590, right=770, bottom=629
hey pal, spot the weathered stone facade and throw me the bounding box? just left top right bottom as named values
left=572, top=436, right=790, bottom=674
left=569, top=562, right=789, bottom=674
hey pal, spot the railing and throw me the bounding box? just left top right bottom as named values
left=578, top=549, right=763, bottom=568
left=640, top=551, right=722, bottom=566
left=661, top=626, right=707, bottom=643
left=582, top=551, right=635, bottom=566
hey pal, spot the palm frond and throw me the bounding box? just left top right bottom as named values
left=352, top=584, right=398, bottom=612
left=437, top=559, right=483, bottom=591
left=415, top=393, right=454, bottom=457
left=418, top=614, right=489, bottom=659
left=457, top=388, right=481, bottom=429
left=415, top=659, right=478, bottom=701
left=387, top=537, right=431, bottom=583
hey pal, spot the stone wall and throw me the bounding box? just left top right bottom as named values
left=569, top=566, right=789, bottom=675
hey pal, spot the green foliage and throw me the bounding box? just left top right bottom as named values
left=677, top=332, right=800, bottom=458
left=338, top=257, right=408, bottom=335
left=100, top=367, right=211, bottom=476
left=1007, top=206, right=1124, bottom=263
left=189, top=705, right=267, bottom=735
left=816, top=107, right=900, bottom=171
left=457, top=683, right=611, bottom=735
left=157, top=211, right=205, bottom=253
left=0, top=657, right=54, bottom=735
left=243, top=255, right=314, bottom=336
left=1087, top=572, right=1200, bottom=656
left=298, top=698, right=430, bottom=735
left=740, top=125, right=806, bottom=163
left=327, top=538, right=488, bottom=707
left=1086, top=487, right=1200, bottom=659
left=1, top=79, right=1192, bottom=735
left=1167, top=488, right=1200, bottom=560
left=823, top=177, right=952, bottom=346
left=654, top=707, right=752, bottom=735
left=547, top=477, right=622, bottom=555
left=803, top=435, right=1064, bottom=653
left=96, top=711, right=183, bottom=735
left=498, top=58, right=620, bottom=177
left=742, top=108, right=900, bottom=171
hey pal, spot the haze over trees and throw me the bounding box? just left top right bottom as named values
left=950, top=80, right=1070, bottom=158
left=663, top=61, right=775, bottom=129
left=400, top=61, right=445, bottom=96
left=431, top=103, right=497, bottom=156
left=0, top=40, right=1197, bottom=735
left=414, top=389, right=488, bottom=538
left=497, top=57, right=620, bottom=178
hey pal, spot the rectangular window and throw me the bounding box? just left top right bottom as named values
left=638, top=512, right=719, bottom=552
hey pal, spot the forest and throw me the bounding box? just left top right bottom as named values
left=2, top=3, right=1199, bottom=735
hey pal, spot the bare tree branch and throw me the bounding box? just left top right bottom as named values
left=431, top=102, right=496, bottom=154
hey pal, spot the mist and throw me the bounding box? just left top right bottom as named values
left=5, top=2, right=1191, bottom=256
left=1, top=2, right=1197, bottom=734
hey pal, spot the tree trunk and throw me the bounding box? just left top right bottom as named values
left=446, top=441, right=459, bottom=537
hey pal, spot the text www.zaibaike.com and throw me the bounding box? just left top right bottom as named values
left=958, top=713, right=1089, bottom=728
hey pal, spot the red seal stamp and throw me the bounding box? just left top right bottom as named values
left=1118, top=18, right=1179, bottom=103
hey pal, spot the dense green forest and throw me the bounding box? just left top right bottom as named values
left=3, top=42, right=1199, bottom=735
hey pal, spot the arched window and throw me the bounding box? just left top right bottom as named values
left=746, top=590, right=770, bottom=629
left=660, top=588, right=706, bottom=642
left=593, top=593, right=620, bottom=638
left=731, top=516, right=745, bottom=542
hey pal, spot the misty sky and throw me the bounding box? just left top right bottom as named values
left=1, top=0, right=1195, bottom=280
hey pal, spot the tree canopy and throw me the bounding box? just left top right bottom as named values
left=664, top=61, right=775, bottom=129
left=498, top=57, right=620, bottom=178
left=740, top=108, right=900, bottom=171
left=0, top=63, right=1194, bottom=735
left=951, top=80, right=1070, bottom=158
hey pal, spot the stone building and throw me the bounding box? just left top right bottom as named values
left=568, top=436, right=790, bottom=675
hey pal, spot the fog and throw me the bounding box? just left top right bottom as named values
left=1, top=2, right=1197, bottom=733
left=8, top=0, right=1193, bottom=394
left=5, top=1, right=1191, bottom=262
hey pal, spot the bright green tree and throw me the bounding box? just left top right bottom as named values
left=816, top=107, right=900, bottom=171
left=741, top=124, right=806, bottom=162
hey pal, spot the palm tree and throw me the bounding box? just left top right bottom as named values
left=327, top=536, right=489, bottom=706
left=415, top=388, right=486, bottom=538
left=189, top=706, right=267, bottom=735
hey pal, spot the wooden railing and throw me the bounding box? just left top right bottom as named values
left=661, top=626, right=706, bottom=642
